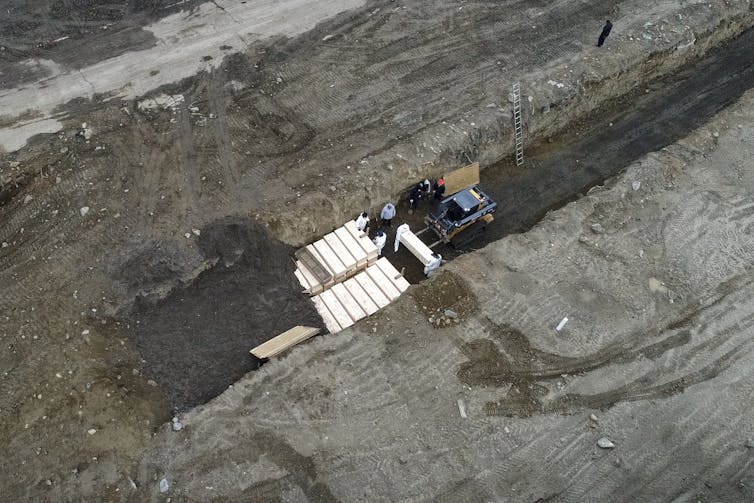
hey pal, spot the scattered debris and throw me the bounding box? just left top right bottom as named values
left=191, top=229, right=201, bottom=236
left=87, top=428, right=97, bottom=435
left=457, top=399, right=467, bottom=418
left=590, top=413, right=599, bottom=423
left=597, top=437, right=615, bottom=449
left=137, top=94, right=185, bottom=112
left=79, top=206, right=90, bottom=217
left=444, top=309, right=458, bottom=319
left=632, top=181, right=641, bottom=191
left=23, top=195, right=33, bottom=204
left=159, top=478, right=169, bottom=493
left=590, top=223, right=605, bottom=234
left=555, top=317, right=569, bottom=331
left=171, top=417, right=183, bottom=431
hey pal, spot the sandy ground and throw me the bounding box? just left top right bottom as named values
left=0, top=0, right=753, bottom=501
left=138, top=86, right=754, bottom=503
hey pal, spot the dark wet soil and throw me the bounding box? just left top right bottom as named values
left=125, top=217, right=324, bottom=411
left=482, top=26, right=754, bottom=241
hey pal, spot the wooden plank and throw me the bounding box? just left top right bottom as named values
left=250, top=326, right=320, bottom=359
left=345, top=220, right=379, bottom=261
left=318, top=289, right=355, bottom=329
left=334, top=227, right=368, bottom=267
left=400, top=230, right=435, bottom=265
left=343, top=278, right=380, bottom=315
left=297, top=246, right=332, bottom=284
left=324, top=233, right=358, bottom=271
left=330, top=283, right=367, bottom=321
left=365, top=265, right=401, bottom=301
left=375, top=257, right=411, bottom=293
left=344, top=219, right=366, bottom=238
left=312, top=296, right=342, bottom=333
left=443, top=162, right=480, bottom=196
left=294, top=269, right=311, bottom=292
left=296, top=261, right=322, bottom=294
left=313, top=239, right=347, bottom=279
left=355, top=273, right=390, bottom=308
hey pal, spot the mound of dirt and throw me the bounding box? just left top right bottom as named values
left=126, top=217, right=323, bottom=410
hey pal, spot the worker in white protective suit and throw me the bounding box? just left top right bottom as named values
left=394, top=223, right=410, bottom=253
left=373, top=230, right=386, bottom=256
left=423, top=253, right=442, bottom=276
left=355, top=211, right=370, bottom=232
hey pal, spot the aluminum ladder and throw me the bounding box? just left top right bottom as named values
left=512, top=82, right=524, bottom=166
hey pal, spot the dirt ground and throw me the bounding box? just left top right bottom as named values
left=1, top=0, right=754, bottom=501
left=137, top=86, right=754, bottom=503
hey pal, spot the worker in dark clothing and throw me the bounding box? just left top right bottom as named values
left=597, top=20, right=613, bottom=47
left=409, top=183, right=423, bottom=211
left=433, top=178, right=446, bottom=201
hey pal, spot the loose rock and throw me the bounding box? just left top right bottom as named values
left=79, top=206, right=90, bottom=217
left=597, top=437, right=615, bottom=449
left=444, top=309, right=458, bottom=319
left=171, top=417, right=183, bottom=431
left=590, top=223, right=605, bottom=234
left=632, top=181, right=641, bottom=191
left=159, top=478, right=169, bottom=493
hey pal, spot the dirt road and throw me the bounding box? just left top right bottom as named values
left=1, top=0, right=754, bottom=501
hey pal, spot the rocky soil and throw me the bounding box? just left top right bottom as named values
left=0, top=0, right=753, bottom=501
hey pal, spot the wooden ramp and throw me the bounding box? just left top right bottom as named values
left=294, top=221, right=378, bottom=295
left=250, top=326, right=320, bottom=359
left=443, top=162, right=480, bottom=195
left=312, top=258, right=410, bottom=333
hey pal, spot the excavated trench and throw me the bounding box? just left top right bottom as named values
left=388, top=25, right=754, bottom=281
left=127, top=26, right=754, bottom=411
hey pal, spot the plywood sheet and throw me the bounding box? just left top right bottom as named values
left=250, top=326, right=320, bottom=359
left=443, top=162, right=480, bottom=196
left=343, top=278, right=380, bottom=315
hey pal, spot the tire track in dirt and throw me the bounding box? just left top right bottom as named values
left=457, top=271, right=754, bottom=417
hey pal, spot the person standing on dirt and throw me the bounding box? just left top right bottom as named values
left=597, top=20, right=613, bottom=47
left=380, top=203, right=396, bottom=227
left=409, top=183, right=423, bottom=211
left=421, top=178, right=431, bottom=197
left=423, top=253, right=442, bottom=276
left=355, top=211, right=370, bottom=232
left=433, top=178, right=446, bottom=201
left=373, top=230, right=387, bottom=256
left=394, top=223, right=410, bottom=253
